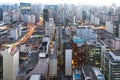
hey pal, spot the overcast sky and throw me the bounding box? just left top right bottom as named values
left=0, top=0, right=120, bottom=5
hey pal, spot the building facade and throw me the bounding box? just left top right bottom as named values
left=20, top=3, right=31, bottom=14
left=64, top=43, right=72, bottom=76
left=104, top=50, right=120, bottom=80
left=0, top=8, right=3, bottom=21
left=0, top=54, right=3, bottom=80
left=1, top=47, right=19, bottom=80
left=10, top=23, right=22, bottom=40
left=86, top=43, right=101, bottom=68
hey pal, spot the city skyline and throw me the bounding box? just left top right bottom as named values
left=0, top=0, right=120, bottom=6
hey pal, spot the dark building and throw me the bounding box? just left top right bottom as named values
left=82, top=10, right=87, bottom=23
left=113, top=21, right=119, bottom=38
left=0, top=54, right=3, bottom=80
left=0, top=8, right=3, bottom=21
left=45, top=5, right=58, bottom=24
left=20, top=3, right=31, bottom=14
left=43, top=9, right=49, bottom=22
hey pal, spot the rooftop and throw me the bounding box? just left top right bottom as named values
left=73, top=69, right=81, bottom=79
left=95, top=29, right=115, bottom=40
left=25, top=58, right=49, bottom=79
left=82, top=66, right=98, bottom=80
left=105, top=51, right=120, bottom=62
left=29, top=74, right=41, bottom=80
left=19, top=53, right=39, bottom=74
left=112, top=50, right=120, bottom=56
left=64, top=42, right=72, bottom=49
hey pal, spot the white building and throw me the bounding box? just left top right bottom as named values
left=45, top=18, right=55, bottom=40
left=3, top=12, right=11, bottom=22
left=24, top=14, right=36, bottom=23
left=94, top=17, right=100, bottom=26
left=0, top=46, right=19, bottom=80
left=29, top=74, right=41, bottom=80
left=10, top=23, right=22, bottom=40
left=20, top=44, right=31, bottom=52
left=105, top=21, right=113, bottom=33
left=39, top=36, right=50, bottom=57
left=12, top=10, right=21, bottom=22
left=64, top=42, right=72, bottom=76
left=90, top=14, right=95, bottom=24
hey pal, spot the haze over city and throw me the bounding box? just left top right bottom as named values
left=0, top=0, right=120, bottom=5
left=0, top=0, right=120, bottom=80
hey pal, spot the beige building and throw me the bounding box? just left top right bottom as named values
left=0, top=46, right=19, bottom=80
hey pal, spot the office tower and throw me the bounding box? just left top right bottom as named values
left=82, top=10, right=87, bottom=22
left=0, top=54, right=3, bottom=80
left=64, top=42, right=72, bottom=76
left=49, top=52, right=57, bottom=77
left=20, top=3, right=31, bottom=14
left=86, top=42, right=101, bottom=68
left=1, top=47, right=19, bottom=80
left=104, top=50, right=120, bottom=80
left=45, top=5, right=58, bottom=24
left=43, top=9, right=49, bottom=22
left=45, top=18, right=55, bottom=41
left=0, top=8, right=3, bottom=21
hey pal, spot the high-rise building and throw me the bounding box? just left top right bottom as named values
left=86, top=41, right=101, bottom=68
left=45, top=18, right=55, bottom=41
left=64, top=42, right=72, bottom=76
left=0, top=54, right=3, bottom=80
left=43, top=9, right=49, bottom=22
left=1, top=46, right=19, bottom=80
left=0, top=8, right=3, bottom=21
left=10, top=23, right=22, bottom=40
left=20, top=3, right=31, bottom=14
left=45, top=5, right=58, bottom=24
left=104, top=50, right=120, bottom=80
left=82, top=10, right=87, bottom=22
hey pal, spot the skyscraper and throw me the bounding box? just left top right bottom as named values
left=43, top=9, right=49, bottom=27
left=1, top=47, right=19, bottom=80
left=43, top=9, right=49, bottom=22
left=20, top=3, right=31, bottom=14
left=64, top=42, right=72, bottom=76
left=0, top=8, right=3, bottom=21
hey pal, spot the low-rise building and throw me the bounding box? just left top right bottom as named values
left=73, top=69, right=82, bottom=80
left=82, top=66, right=105, bottom=80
